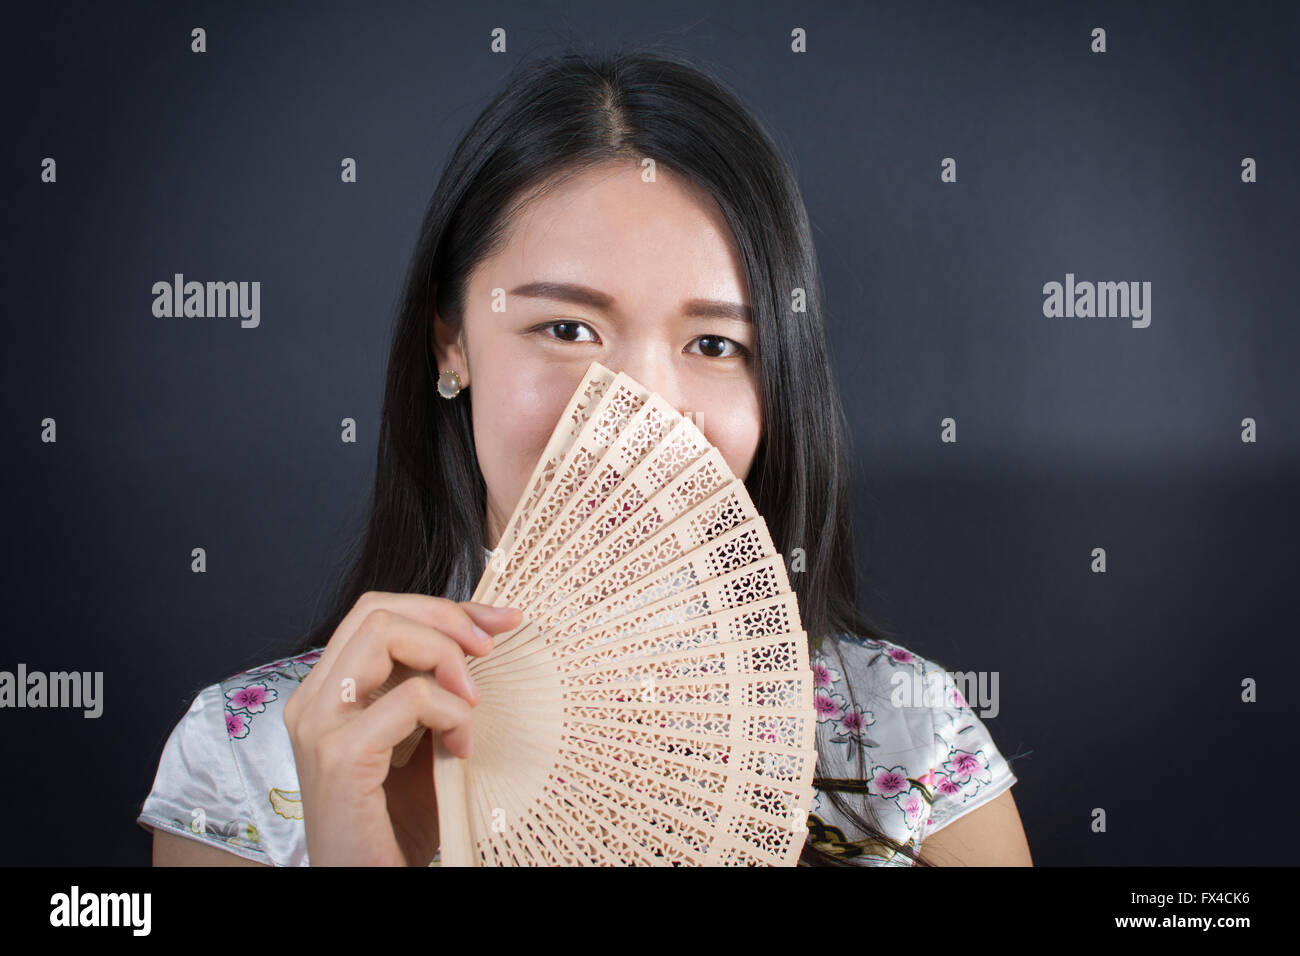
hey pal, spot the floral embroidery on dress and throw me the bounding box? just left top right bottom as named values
left=809, top=632, right=1019, bottom=850
left=162, top=813, right=262, bottom=851
left=224, top=684, right=277, bottom=738
left=815, top=768, right=938, bottom=841
left=937, top=747, right=994, bottom=799
left=924, top=669, right=1003, bottom=813
left=269, top=788, right=303, bottom=821
left=222, top=649, right=321, bottom=740
left=812, top=657, right=880, bottom=760
left=219, top=649, right=322, bottom=826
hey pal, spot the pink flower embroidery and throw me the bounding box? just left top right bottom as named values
left=900, top=788, right=929, bottom=830
left=886, top=647, right=914, bottom=664
left=934, top=774, right=962, bottom=796
left=225, top=711, right=250, bottom=739
left=810, top=659, right=841, bottom=689
left=867, top=765, right=909, bottom=798
left=947, top=751, right=983, bottom=782
left=814, top=692, right=847, bottom=722
left=225, top=683, right=278, bottom=714
left=836, top=704, right=875, bottom=737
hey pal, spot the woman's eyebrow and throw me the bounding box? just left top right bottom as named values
left=508, top=281, right=752, bottom=324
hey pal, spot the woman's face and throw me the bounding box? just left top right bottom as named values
left=432, top=160, right=763, bottom=550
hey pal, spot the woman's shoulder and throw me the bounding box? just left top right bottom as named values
left=215, top=647, right=325, bottom=740
left=806, top=630, right=1019, bottom=860
left=136, top=648, right=325, bottom=866
left=213, top=646, right=324, bottom=742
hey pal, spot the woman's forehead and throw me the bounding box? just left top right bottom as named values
left=477, top=165, right=749, bottom=312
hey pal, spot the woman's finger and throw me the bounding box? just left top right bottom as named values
left=296, top=593, right=515, bottom=705
left=302, top=609, right=481, bottom=736
left=323, top=672, right=476, bottom=762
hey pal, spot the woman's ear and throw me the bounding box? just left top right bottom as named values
left=429, top=287, right=468, bottom=387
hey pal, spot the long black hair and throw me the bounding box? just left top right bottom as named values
left=286, top=43, right=935, bottom=867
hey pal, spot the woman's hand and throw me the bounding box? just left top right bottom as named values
left=283, top=591, right=521, bottom=866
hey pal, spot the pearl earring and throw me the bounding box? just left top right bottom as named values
left=437, top=369, right=462, bottom=399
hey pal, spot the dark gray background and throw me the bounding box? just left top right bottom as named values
left=3, top=0, right=1296, bottom=865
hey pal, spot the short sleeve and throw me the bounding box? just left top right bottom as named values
left=922, top=668, right=1018, bottom=837
left=136, top=683, right=271, bottom=864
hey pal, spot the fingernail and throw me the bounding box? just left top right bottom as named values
left=472, top=623, right=493, bottom=645
left=467, top=673, right=479, bottom=698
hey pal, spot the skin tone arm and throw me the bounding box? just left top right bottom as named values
left=151, top=827, right=270, bottom=866
left=916, top=788, right=1033, bottom=865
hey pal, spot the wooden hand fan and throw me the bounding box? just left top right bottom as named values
left=370, top=360, right=817, bottom=865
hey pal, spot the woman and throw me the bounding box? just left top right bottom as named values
left=137, top=46, right=1031, bottom=867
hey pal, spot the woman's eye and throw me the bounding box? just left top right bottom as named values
left=537, top=322, right=747, bottom=359
left=689, top=335, right=748, bottom=359
left=542, top=321, right=598, bottom=343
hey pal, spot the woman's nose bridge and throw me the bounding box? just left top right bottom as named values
left=607, top=348, right=689, bottom=416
